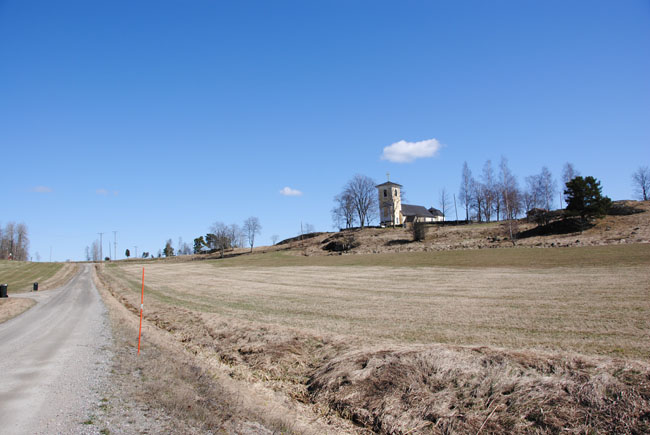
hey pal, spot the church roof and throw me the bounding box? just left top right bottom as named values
left=401, top=204, right=437, bottom=217
left=376, top=181, right=403, bottom=188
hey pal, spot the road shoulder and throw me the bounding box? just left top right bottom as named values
left=0, top=298, right=36, bottom=324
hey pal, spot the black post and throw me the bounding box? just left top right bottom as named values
left=0, top=284, right=8, bottom=298
left=33, top=282, right=39, bottom=292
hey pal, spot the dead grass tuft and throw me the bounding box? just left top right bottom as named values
left=308, top=345, right=650, bottom=434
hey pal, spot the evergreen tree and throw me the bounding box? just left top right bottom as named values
left=564, top=176, right=611, bottom=221
left=193, top=236, right=206, bottom=254
left=163, top=239, right=174, bottom=257
left=125, top=248, right=130, bottom=258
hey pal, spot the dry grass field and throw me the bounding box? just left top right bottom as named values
left=107, top=247, right=650, bottom=359
left=97, top=243, right=650, bottom=433
left=0, top=298, right=36, bottom=324
left=0, top=260, right=65, bottom=293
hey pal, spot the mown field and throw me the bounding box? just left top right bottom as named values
left=0, top=260, right=64, bottom=293
left=107, top=244, right=650, bottom=359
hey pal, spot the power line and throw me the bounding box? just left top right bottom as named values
left=113, top=231, right=117, bottom=260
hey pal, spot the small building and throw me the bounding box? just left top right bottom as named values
left=402, top=204, right=444, bottom=223
left=376, top=178, right=444, bottom=226
left=428, top=207, right=444, bottom=220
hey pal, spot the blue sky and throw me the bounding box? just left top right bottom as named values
left=1, top=1, right=648, bottom=261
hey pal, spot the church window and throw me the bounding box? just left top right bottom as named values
left=384, top=189, right=387, bottom=197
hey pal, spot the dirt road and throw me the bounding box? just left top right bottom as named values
left=0, top=265, right=111, bottom=434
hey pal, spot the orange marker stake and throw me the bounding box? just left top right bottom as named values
left=137, top=267, right=144, bottom=354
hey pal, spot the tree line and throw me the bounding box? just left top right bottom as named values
left=331, top=161, right=649, bottom=230
left=457, top=158, right=580, bottom=222
left=192, top=216, right=262, bottom=256
left=0, top=222, right=29, bottom=261
left=459, top=161, right=649, bottom=222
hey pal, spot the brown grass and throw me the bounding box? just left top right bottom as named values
left=93, top=266, right=276, bottom=433
left=308, top=345, right=650, bottom=434
left=104, top=255, right=650, bottom=359
left=40, top=263, right=79, bottom=290
left=96, top=244, right=650, bottom=433
left=94, top=265, right=361, bottom=434
left=0, top=298, right=36, bottom=323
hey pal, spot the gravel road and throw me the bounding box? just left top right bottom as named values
left=0, top=264, right=111, bottom=434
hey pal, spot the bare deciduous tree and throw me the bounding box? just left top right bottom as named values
left=301, top=222, right=315, bottom=235
left=438, top=188, right=451, bottom=221
left=561, top=162, right=580, bottom=207
left=525, top=174, right=543, bottom=211
left=562, top=162, right=580, bottom=185
left=539, top=166, right=556, bottom=211
left=15, top=223, right=29, bottom=261
left=1, top=222, right=29, bottom=260
left=480, top=160, right=496, bottom=221
left=499, top=157, right=522, bottom=221
left=229, top=224, right=243, bottom=249
left=91, top=240, right=100, bottom=261
left=0, top=223, right=14, bottom=259
left=522, top=189, right=536, bottom=214
left=470, top=178, right=484, bottom=222
left=271, top=235, right=279, bottom=245
left=332, top=191, right=356, bottom=229
left=526, top=167, right=556, bottom=211
left=243, top=217, right=262, bottom=252
left=459, top=162, right=473, bottom=221
left=632, top=166, right=650, bottom=201
left=500, top=158, right=517, bottom=244
left=176, top=237, right=192, bottom=256
left=209, top=222, right=233, bottom=257
left=344, top=174, right=377, bottom=228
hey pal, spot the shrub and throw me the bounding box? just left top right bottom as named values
left=411, top=222, right=427, bottom=242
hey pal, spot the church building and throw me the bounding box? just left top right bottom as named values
left=376, top=178, right=444, bottom=226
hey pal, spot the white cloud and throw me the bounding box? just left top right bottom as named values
left=380, top=138, right=442, bottom=163
left=279, top=186, right=303, bottom=196
left=32, top=186, right=53, bottom=193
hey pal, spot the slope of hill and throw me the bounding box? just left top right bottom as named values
left=273, top=200, right=649, bottom=257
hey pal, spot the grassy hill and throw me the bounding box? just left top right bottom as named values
left=0, top=261, right=64, bottom=293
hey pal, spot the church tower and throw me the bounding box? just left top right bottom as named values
left=376, top=176, right=402, bottom=226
